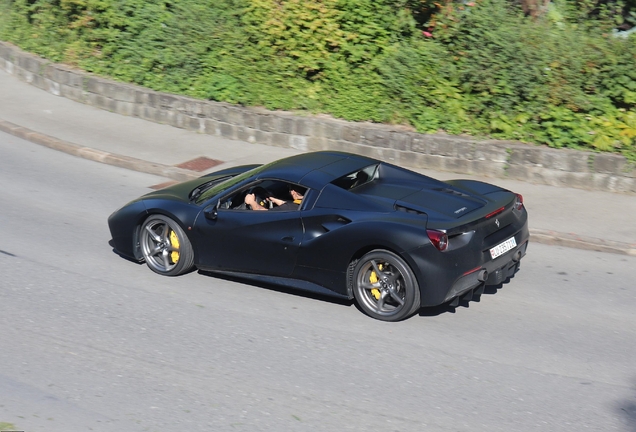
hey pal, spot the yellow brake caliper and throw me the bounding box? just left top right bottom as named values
left=370, top=264, right=383, bottom=300
left=169, top=230, right=180, bottom=264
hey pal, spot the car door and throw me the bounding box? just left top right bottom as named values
left=194, top=203, right=304, bottom=277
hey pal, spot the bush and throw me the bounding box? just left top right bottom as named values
left=0, top=0, right=634, bottom=160
left=377, top=39, right=468, bottom=132
left=426, top=0, right=636, bottom=157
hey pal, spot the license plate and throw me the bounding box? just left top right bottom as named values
left=490, top=237, right=517, bottom=259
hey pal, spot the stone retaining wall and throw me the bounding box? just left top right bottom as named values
left=1, top=41, right=634, bottom=193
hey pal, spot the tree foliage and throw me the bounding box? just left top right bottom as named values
left=0, top=0, right=634, bottom=159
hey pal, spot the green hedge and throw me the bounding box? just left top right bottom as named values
left=1, top=0, right=634, bottom=160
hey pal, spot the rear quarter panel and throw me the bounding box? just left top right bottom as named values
left=294, top=209, right=433, bottom=297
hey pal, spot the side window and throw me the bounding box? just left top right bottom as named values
left=220, top=180, right=309, bottom=212
left=218, top=181, right=259, bottom=210
left=331, top=164, right=379, bottom=190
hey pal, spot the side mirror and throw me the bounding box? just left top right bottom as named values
left=204, top=199, right=221, bottom=220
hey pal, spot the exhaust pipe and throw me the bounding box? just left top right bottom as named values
left=477, top=269, right=488, bottom=282
left=512, top=250, right=522, bottom=262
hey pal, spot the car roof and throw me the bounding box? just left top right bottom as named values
left=254, top=151, right=377, bottom=189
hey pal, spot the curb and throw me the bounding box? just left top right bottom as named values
left=529, top=229, right=636, bottom=257
left=2, top=118, right=635, bottom=257
left=0, top=119, right=200, bottom=182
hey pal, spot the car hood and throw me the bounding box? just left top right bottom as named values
left=140, top=164, right=261, bottom=203
left=142, top=177, right=210, bottom=202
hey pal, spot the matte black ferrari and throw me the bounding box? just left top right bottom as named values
left=108, top=151, right=529, bottom=321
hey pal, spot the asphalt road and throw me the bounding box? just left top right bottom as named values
left=1, top=130, right=636, bottom=432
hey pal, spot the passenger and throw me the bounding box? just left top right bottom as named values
left=245, top=185, right=305, bottom=211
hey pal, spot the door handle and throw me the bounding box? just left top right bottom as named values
left=281, top=236, right=294, bottom=242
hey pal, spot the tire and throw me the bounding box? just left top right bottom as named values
left=350, top=250, right=420, bottom=322
left=140, top=215, right=194, bottom=276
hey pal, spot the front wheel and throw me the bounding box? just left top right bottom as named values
left=350, top=250, right=420, bottom=321
left=140, top=215, right=194, bottom=276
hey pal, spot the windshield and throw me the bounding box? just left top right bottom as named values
left=194, top=162, right=275, bottom=205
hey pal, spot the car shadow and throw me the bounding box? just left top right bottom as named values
left=198, top=270, right=354, bottom=308
left=108, top=240, right=198, bottom=275
left=617, top=380, right=636, bottom=432
left=418, top=275, right=513, bottom=317
left=199, top=269, right=519, bottom=319
left=109, top=240, right=143, bottom=265
left=110, top=241, right=521, bottom=320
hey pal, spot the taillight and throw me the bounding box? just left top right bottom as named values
left=485, top=207, right=505, bottom=219
left=427, top=229, right=448, bottom=252
left=514, top=193, right=524, bottom=211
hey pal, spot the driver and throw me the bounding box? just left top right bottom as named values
left=245, top=184, right=305, bottom=211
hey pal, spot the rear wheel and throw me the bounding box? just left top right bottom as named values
left=350, top=250, right=420, bottom=321
left=140, top=215, right=194, bottom=276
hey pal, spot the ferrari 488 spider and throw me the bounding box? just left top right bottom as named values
left=108, top=151, right=529, bottom=321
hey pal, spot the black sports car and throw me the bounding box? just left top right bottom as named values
left=108, top=151, right=529, bottom=321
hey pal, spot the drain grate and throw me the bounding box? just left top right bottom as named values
left=176, top=156, right=224, bottom=172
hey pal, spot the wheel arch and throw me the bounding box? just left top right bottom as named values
left=348, top=248, right=422, bottom=321
left=346, top=243, right=424, bottom=300
left=137, top=211, right=196, bottom=276
left=134, top=205, right=199, bottom=262
left=302, top=218, right=429, bottom=299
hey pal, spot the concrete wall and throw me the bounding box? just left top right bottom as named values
left=1, top=41, right=634, bottom=194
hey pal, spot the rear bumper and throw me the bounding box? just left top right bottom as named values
left=443, top=240, right=528, bottom=303
left=408, top=209, right=529, bottom=307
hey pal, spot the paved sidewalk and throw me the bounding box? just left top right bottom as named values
left=1, top=68, right=635, bottom=255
